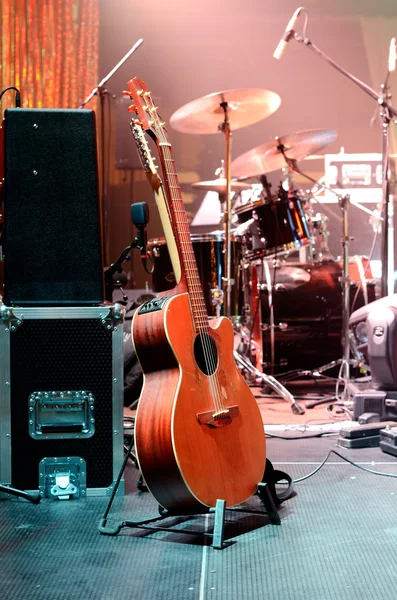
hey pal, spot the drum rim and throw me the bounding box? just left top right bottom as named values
left=234, top=198, right=265, bottom=215
left=245, top=237, right=311, bottom=259
left=148, top=232, right=238, bottom=246
left=234, top=192, right=307, bottom=216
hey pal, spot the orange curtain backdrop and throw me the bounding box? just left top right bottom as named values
left=0, top=0, right=99, bottom=110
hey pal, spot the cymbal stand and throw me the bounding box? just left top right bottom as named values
left=278, top=153, right=367, bottom=390
left=218, top=99, right=233, bottom=317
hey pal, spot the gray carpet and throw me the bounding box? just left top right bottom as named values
left=1, top=436, right=397, bottom=600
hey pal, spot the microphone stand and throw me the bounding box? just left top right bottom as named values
left=291, top=31, right=397, bottom=297
left=78, top=39, right=144, bottom=266
left=104, top=202, right=154, bottom=302
left=0, top=483, right=41, bottom=504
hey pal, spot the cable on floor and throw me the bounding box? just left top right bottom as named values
left=266, top=431, right=339, bottom=440
left=276, top=448, right=397, bottom=483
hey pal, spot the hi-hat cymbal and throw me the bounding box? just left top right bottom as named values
left=231, top=129, right=338, bottom=178
left=170, top=88, right=281, bottom=134
left=191, top=178, right=252, bottom=194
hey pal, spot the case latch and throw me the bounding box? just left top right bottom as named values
left=39, top=457, right=87, bottom=500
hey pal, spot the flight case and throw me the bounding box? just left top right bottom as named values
left=0, top=305, right=124, bottom=499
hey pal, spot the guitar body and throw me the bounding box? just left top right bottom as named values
left=126, top=77, right=266, bottom=513
left=133, top=293, right=266, bottom=511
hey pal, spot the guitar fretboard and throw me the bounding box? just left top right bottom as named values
left=160, top=143, right=209, bottom=333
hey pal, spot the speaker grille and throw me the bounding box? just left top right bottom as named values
left=3, top=108, right=104, bottom=305
left=10, top=318, right=114, bottom=490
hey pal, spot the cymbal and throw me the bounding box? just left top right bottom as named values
left=170, top=88, right=281, bottom=134
left=231, top=129, right=338, bottom=178
left=304, top=154, right=326, bottom=160
left=192, top=178, right=252, bottom=194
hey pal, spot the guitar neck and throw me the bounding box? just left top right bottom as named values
left=158, top=142, right=209, bottom=332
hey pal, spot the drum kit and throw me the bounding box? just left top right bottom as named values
left=147, top=87, right=377, bottom=387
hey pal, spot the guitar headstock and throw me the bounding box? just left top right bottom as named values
left=129, top=118, right=162, bottom=192
left=124, top=77, right=168, bottom=145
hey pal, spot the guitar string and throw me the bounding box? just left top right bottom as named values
left=135, top=93, right=221, bottom=408
left=162, top=149, right=220, bottom=404
left=162, top=145, right=225, bottom=413
left=170, top=181, right=224, bottom=412
left=153, top=113, right=224, bottom=412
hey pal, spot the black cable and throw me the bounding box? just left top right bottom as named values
left=255, top=393, right=336, bottom=401
left=301, top=8, right=310, bottom=38
left=123, top=444, right=138, bottom=467
left=266, top=431, right=338, bottom=440
left=305, top=396, right=339, bottom=409
left=0, top=86, right=21, bottom=106
left=276, top=367, right=340, bottom=382
left=290, top=449, right=397, bottom=483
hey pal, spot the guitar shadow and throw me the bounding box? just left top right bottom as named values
left=122, top=497, right=293, bottom=547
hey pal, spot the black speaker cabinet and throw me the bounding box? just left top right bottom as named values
left=3, top=108, right=104, bottom=306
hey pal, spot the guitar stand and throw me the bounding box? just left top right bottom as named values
left=98, top=436, right=293, bottom=549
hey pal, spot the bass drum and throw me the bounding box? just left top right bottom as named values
left=148, top=233, right=243, bottom=317
left=246, top=256, right=377, bottom=372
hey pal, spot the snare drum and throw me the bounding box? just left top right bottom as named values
left=148, top=233, right=243, bottom=317
left=234, top=192, right=311, bottom=259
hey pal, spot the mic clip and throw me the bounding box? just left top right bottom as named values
left=135, top=225, right=154, bottom=274
left=282, top=29, right=296, bottom=43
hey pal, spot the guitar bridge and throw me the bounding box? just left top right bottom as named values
left=196, top=405, right=239, bottom=428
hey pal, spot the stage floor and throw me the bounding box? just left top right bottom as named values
left=1, top=414, right=397, bottom=600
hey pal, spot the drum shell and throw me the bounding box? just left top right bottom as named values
left=249, top=258, right=376, bottom=371
left=148, top=234, right=243, bottom=317
left=235, top=196, right=311, bottom=259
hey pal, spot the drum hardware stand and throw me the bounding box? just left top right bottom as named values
left=218, top=98, right=233, bottom=317
left=210, top=287, right=224, bottom=318
left=77, top=38, right=144, bottom=266
left=262, top=257, right=276, bottom=375
left=234, top=351, right=305, bottom=414
left=290, top=26, right=397, bottom=297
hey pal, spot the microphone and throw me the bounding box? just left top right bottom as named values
left=273, top=7, right=305, bottom=60
left=130, top=202, right=150, bottom=266
left=388, top=37, right=396, bottom=73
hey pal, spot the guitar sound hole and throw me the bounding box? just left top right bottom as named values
left=194, top=333, right=218, bottom=376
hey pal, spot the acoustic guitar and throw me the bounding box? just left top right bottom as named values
left=126, top=77, right=266, bottom=512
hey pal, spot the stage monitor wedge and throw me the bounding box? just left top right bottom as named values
left=3, top=108, right=104, bottom=306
